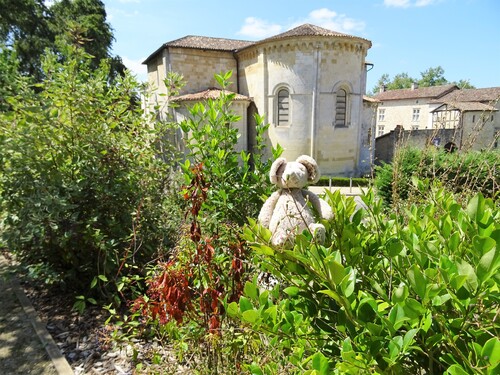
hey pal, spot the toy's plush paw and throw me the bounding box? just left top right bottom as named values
left=309, top=223, right=326, bottom=244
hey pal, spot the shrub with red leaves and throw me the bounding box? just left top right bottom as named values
left=132, top=263, right=192, bottom=324
left=131, top=163, right=246, bottom=333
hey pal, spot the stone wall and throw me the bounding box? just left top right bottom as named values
left=461, top=110, right=500, bottom=151
left=237, top=37, right=372, bottom=176
left=375, top=126, right=461, bottom=165
left=146, top=48, right=238, bottom=97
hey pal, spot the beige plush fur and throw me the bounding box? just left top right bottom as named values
left=258, top=155, right=334, bottom=247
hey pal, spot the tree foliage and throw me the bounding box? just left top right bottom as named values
left=242, top=184, right=499, bottom=374
left=371, top=65, right=475, bottom=94
left=0, top=0, right=53, bottom=81
left=374, top=147, right=499, bottom=208
left=0, top=44, right=178, bottom=293
left=0, top=0, right=124, bottom=82
left=123, top=72, right=281, bottom=373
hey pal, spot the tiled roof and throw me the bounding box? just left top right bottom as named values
left=372, top=84, right=459, bottom=101
left=143, top=36, right=253, bottom=64
left=144, top=24, right=371, bottom=64
left=256, top=23, right=371, bottom=46
left=435, top=87, right=500, bottom=104
left=363, top=95, right=380, bottom=103
left=165, top=35, right=254, bottom=51
left=170, top=88, right=251, bottom=102
left=433, top=102, right=498, bottom=112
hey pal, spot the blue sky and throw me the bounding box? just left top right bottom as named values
left=102, top=0, right=500, bottom=93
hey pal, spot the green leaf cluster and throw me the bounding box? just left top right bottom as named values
left=178, top=70, right=280, bottom=227
left=375, top=147, right=499, bottom=208
left=0, top=44, right=180, bottom=294
left=241, top=184, right=499, bottom=374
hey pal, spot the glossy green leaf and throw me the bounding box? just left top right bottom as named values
left=388, top=336, right=403, bottom=360
left=446, top=364, right=469, bottom=375
left=477, top=248, right=499, bottom=283
left=481, top=337, right=500, bottom=367
left=239, top=296, right=253, bottom=312
left=226, top=302, right=239, bottom=318
left=244, top=281, right=258, bottom=300
left=284, top=286, right=300, bottom=297
left=403, top=328, right=418, bottom=350
left=466, top=194, right=484, bottom=222
left=393, top=283, right=409, bottom=303
left=387, top=238, right=403, bottom=257
left=473, top=235, right=496, bottom=255
left=388, top=305, right=410, bottom=330
left=326, top=259, right=345, bottom=286
left=311, top=352, right=330, bottom=375
left=457, top=260, right=478, bottom=292
left=242, top=309, right=259, bottom=323
left=247, top=364, right=263, bottom=375
left=407, top=265, right=427, bottom=299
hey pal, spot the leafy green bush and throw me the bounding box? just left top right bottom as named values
left=178, top=71, right=280, bottom=227
left=123, top=72, right=282, bottom=373
left=240, top=181, right=499, bottom=374
left=0, top=44, right=180, bottom=294
left=375, top=147, right=499, bottom=207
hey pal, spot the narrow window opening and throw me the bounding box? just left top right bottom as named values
left=277, top=89, right=289, bottom=126
left=335, top=89, right=347, bottom=127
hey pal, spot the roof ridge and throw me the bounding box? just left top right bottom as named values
left=143, top=23, right=371, bottom=64
left=255, top=23, right=370, bottom=45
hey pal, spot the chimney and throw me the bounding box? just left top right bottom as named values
left=411, top=82, right=418, bottom=90
left=379, top=85, right=386, bottom=93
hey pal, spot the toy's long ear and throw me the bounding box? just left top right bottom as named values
left=270, top=157, right=287, bottom=184
left=296, top=155, right=320, bottom=184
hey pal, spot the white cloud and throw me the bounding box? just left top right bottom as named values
left=384, top=0, right=437, bottom=7
left=238, top=8, right=365, bottom=40
left=298, top=8, right=365, bottom=33
left=122, top=57, right=147, bottom=82
left=309, top=8, right=338, bottom=21
left=237, top=17, right=283, bottom=39
left=384, top=0, right=411, bottom=7
left=415, top=0, right=436, bottom=6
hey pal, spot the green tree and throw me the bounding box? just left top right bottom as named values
left=0, top=0, right=125, bottom=82
left=418, top=65, right=448, bottom=87
left=0, top=43, right=177, bottom=293
left=390, top=72, right=414, bottom=89
left=371, top=66, right=475, bottom=94
left=0, top=45, right=24, bottom=111
left=50, top=0, right=125, bottom=75
left=454, top=79, right=475, bottom=89
left=0, top=0, right=54, bottom=81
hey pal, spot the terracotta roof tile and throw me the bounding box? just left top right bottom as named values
left=170, top=88, right=251, bottom=102
left=251, top=23, right=371, bottom=48
left=144, top=23, right=372, bottom=64
left=165, top=35, right=254, bottom=51
left=372, top=84, right=459, bottom=101
left=433, top=102, right=498, bottom=112
left=143, top=36, right=254, bottom=64
left=363, top=95, right=380, bottom=103
left=435, top=87, right=500, bottom=104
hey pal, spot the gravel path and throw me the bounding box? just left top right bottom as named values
left=0, top=253, right=185, bottom=374
left=0, top=254, right=61, bottom=374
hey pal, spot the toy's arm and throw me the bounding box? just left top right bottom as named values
left=302, top=190, right=334, bottom=221
left=258, top=191, right=281, bottom=228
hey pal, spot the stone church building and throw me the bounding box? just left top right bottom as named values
left=143, top=24, right=375, bottom=177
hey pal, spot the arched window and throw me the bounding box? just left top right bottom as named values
left=335, top=89, right=347, bottom=127
left=277, top=89, right=290, bottom=126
